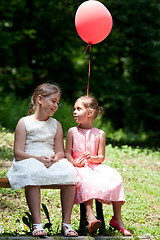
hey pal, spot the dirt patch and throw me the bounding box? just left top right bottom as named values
left=0, top=159, right=13, bottom=172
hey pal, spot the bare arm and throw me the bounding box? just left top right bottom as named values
left=14, top=118, right=51, bottom=167
left=65, top=129, right=85, bottom=167
left=14, top=118, right=35, bottom=161
left=65, top=129, right=74, bottom=163
left=53, top=121, right=65, bottom=161
left=83, top=130, right=106, bottom=164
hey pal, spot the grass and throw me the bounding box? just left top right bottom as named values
left=0, top=129, right=160, bottom=239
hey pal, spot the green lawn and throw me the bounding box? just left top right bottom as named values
left=0, top=130, right=160, bottom=239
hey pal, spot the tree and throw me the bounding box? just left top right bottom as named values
left=0, top=0, right=160, bottom=133
left=88, top=0, right=160, bottom=132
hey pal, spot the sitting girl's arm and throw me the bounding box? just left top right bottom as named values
left=14, top=119, right=51, bottom=167
left=83, top=130, right=106, bottom=164
left=65, top=129, right=85, bottom=167
left=53, top=121, right=65, bottom=162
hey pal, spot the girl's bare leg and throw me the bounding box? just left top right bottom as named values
left=61, top=185, right=78, bottom=236
left=61, top=185, right=76, bottom=223
left=25, top=186, right=41, bottom=224
left=84, top=199, right=97, bottom=225
left=112, top=201, right=125, bottom=228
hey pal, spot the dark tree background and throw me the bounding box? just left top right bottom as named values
left=0, top=0, right=160, bottom=134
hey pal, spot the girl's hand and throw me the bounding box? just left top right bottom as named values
left=50, top=154, right=58, bottom=164
left=83, top=151, right=92, bottom=161
left=83, top=151, right=105, bottom=164
left=73, top=156, right=86, bottom=167
left=37, top=156, right=52, bottom=168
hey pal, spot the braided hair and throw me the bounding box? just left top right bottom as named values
left=28, top=83, right=61, bottom=115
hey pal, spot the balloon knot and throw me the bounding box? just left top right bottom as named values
left=84, top=43, right=92, bottom=54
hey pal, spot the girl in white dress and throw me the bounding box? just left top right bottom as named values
left=7, top=83, right=78, bottom=237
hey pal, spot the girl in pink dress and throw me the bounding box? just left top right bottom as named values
left=65, top=95, right=131, bottom=236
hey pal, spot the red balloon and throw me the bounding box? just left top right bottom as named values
left=75, top=0, right=113, bottom=44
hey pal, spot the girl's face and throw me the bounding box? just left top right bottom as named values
left=73, top=99, right=87, bottom=124
left=39, top=92, right=60, bottom=116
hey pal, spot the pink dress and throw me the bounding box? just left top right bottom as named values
left=71, top=127, right=125, bottom=205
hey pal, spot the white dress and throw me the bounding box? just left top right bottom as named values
left=7, top=116, right=77, bottom=190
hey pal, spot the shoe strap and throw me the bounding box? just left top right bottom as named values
left=32, top=223, right=46, bottom=236
left=62, top=223, right=75, bottom=235
left=122, top=228, right=131, bottom=235
left=33, top=223, right=43, bottom=230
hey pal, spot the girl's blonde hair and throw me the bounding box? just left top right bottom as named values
left=28, top=83, right=61, bottom=115
left=75, top=95, right=104, bottom=120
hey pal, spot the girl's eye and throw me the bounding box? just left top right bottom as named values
left=52, top=100, right=58, bottom=105
left=73, top=107, right=81, bottom=111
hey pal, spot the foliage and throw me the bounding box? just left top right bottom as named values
left=22, top=212, right=32, bottom=234
left=0, top=93, right=29, bottom=131
left=0, top=0, right=160, bottom=133
left=42, top=203, right=53, bottom=235
left=0, top=128, right=14, bottom=161
left=0, top=92, right=76, bottom=135
left=22, top=203, right=53, bottom=235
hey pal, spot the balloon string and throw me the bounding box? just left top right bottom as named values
left=83, top=43, right=90, bottom=54
left=84, top=43, right=92, bottom=97
left=87, top=44, right=91, bottom=97
left=83, top=43, right=92, bottom=151
left=70, top=45, right=91, bottom=157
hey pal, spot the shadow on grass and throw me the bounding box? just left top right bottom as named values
left=106, top=137, right=160, bottom=150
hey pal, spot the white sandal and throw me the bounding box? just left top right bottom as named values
left=62, top=223, right=78, bottom=237
left=32, top=223, right=47, bottom=237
